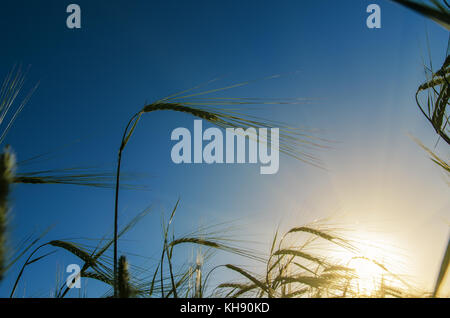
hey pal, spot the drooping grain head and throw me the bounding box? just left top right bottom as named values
left=0, top=146, right=15, bottom=281
left=142, top=102, right=220, bottom=122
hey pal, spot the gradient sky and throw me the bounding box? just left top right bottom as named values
left=0, top=0, right=449, bottom=297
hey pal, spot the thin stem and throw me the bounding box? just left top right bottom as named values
left=113, top=112, right=141, bottom=297
left=165, top=239, right=178, bottom=298
left=160, top=248, right=165, bottom=297
left=10, top=243, right=48, bottom=298
left=113, top=150, right=122, bottom=297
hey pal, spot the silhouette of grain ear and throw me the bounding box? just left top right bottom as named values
left=0, top=146, right=15, bottom=281
left=142, top=102, right=219, bottom=121
left=49, top=240, right=96, bottom=266
left=118, top=255, right=131, bottom=298
left=194, top=251, right=203, bottom=298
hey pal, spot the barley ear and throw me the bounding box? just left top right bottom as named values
left=118, top=255, right=131, bottom=298
left=0, top=146, right=15, bottom=281
left=194, top=251, right=203, bottom=298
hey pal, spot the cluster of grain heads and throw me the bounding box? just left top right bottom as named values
left=216, top=224, right=414, bottom=298
left=0, top=65, right=35, bottom=281
left=148, top=207, right=268, bottom=298
left=8, top=207, right=153, bottom=298
left=398, top=2, right=450, bottom=297
left=415, top=54, right=450, bottom=145
left=410, top=48, right=450, bottom=178
left=0, top=146, right=15, bottom=281
left=113, top=76, right=329, bottom=296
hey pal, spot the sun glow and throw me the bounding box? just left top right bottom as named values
left=347, top=256, right=385, bottom=296
left=324, top=228, right=411, bottom=297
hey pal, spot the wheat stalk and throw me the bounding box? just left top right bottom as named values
left=415, top=50, right=450, bottom=145
left=112, top=76, right=328, bottom=296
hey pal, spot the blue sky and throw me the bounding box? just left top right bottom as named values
left=0, top=0, right=449, bottom=297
